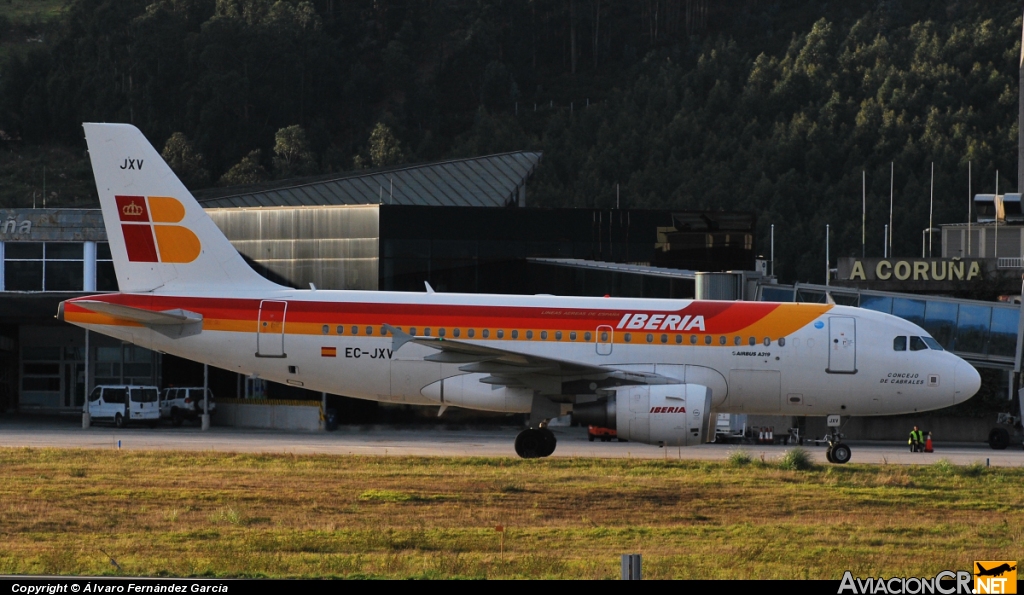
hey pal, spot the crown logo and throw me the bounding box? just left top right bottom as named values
left=122, top=201, right=143, bottom=217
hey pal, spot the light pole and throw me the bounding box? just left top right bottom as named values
left=921, top=227, right=940, bottom=258
left=825, top=224, right=830, bottom=287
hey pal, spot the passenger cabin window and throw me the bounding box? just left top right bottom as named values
left=910, top=336, right=928, bottom=351
left=893, top=337, right=907, bottom=351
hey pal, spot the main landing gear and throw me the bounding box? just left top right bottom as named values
left=515, top=427, right=557, bottom=458
left=824, top=425, right=851, bottom=464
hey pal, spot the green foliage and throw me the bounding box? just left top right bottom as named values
left=219, top=149, right=267, bottom=186
left=368, top=123, right=404, bottom=168
left=272, top=124, right=317, bottom=178
left=162, top=132, right=210, bottom=190
left=0, top=0, right=1020, bottom=282
left=726, top=449, right=752, bottom=466
left=778, top=448, right=814, bottom=471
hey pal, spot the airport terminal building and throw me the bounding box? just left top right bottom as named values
left=0, top=151, right=757, bottom=414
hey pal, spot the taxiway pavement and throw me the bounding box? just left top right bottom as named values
left=0, top=414, right=1019, bottom=466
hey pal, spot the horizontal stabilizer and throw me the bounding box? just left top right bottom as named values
left=73, top=300, right=203, bottom=338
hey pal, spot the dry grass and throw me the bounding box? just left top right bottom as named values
left=0, top=448, right=1020, bottom=579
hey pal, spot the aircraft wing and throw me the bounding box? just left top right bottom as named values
left=384, top=324, right=679, bottom=393
left=63, top=300, right=203, bottom=338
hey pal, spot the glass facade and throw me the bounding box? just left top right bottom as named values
left=761, top=284, right=1020, bottom=360
left=2, top=241, right=115, bottom=292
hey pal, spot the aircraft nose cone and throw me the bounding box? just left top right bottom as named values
left=954, top=360, right=981, bottom=404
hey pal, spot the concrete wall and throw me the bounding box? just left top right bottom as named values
left=216, top=401, right=321, bottom=431
left=745, top=415, right=995, bottom=443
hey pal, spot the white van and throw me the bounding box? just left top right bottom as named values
left=87, top=385, right=161, bottom=428
left=159, top=387, right=216, bottom=426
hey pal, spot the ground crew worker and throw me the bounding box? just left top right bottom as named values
left=909, top=426, right=924, bottom=452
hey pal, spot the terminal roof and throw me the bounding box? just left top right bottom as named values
left=195, top=151, right=542, bottom=209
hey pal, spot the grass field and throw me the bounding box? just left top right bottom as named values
left=0, top=447, right=1020, bottom=579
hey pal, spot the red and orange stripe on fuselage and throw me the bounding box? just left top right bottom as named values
left=61, top=294, right=832, bottom=345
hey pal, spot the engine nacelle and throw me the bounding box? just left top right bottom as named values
left=615, top=384, right=713, bottom=446
left=421, top=374, right=533, bottom=413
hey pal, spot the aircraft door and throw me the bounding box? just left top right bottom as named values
left=596, top=325, right=613, bottom=356
left=827, top=316, right=856, bottom=373
left=257, top=300, right=288, bottom=358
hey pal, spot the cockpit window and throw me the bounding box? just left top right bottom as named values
left=893, top=336, right=907, bottom=351
left=922, top=337, right=943, bottom=351
left=910, top=336, right=928, bottom=351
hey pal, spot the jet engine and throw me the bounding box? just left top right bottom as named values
left=421, top=374, right=533, bottom=413
left=573, top=384, right=713, bottom=446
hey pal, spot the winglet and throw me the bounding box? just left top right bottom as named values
left=383, top=324, right=416, bottom=352
left=424, top=281, right=436, bottom=294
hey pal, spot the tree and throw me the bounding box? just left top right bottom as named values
left=368, top=122, right=404, bottom=168
left=272, top=124, right=317, bottom=178
left=161, top=132, right=210, bottom=190
left=218, top=149, right=268, bottom=186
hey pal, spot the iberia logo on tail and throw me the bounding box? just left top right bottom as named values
left=116, top=196, right=201, bottom=263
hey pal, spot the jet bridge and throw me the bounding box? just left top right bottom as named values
left=756, top=282, right=1019, bottom=371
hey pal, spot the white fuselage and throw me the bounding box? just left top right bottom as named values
left=62, top=289, right=980, bottom=417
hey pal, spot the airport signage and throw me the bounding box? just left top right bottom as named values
left=0, top=209, right=108, bottom=242
left=836, top=257, right=991, bottom=291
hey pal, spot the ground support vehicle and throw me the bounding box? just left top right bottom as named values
left=88, top=385, right=160, bottom=428
left=159, top=387, right=216, bottom=426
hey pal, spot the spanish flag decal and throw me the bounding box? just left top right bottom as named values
left=321, top=347, right=337, bottom=357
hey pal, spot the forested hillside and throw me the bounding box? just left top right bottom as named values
left=0, top=0, right=1021, bottom=283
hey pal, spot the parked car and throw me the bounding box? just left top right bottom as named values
left=87, top=385, right=160, bottom=428
left=159, top=387, right=216, bottom=426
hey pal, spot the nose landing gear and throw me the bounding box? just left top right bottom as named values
left=824, top=423, right=851, bottom=464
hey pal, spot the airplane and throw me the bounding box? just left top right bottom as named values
left=976, top=563, right=1016, bottom=577
left=58, top=123, right=983, bottom=463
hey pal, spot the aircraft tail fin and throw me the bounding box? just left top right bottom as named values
left=82, top=123, right=281, bottom=294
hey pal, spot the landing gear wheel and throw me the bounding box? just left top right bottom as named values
left=114, top=413, right=125, bottom=429
left=825, top=447, right=834, bottom=463
left=539, top=428, right=556, bottom=457
left=989, top=428, right=1010, bottom=450
left=514, top=428, right=557, bottom=458
left=830, top=443, right=852, bottom=464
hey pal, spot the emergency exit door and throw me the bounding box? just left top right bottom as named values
left=827, top=316, right=856, bottom=373
left=257, top=300, right=287, bottom=357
